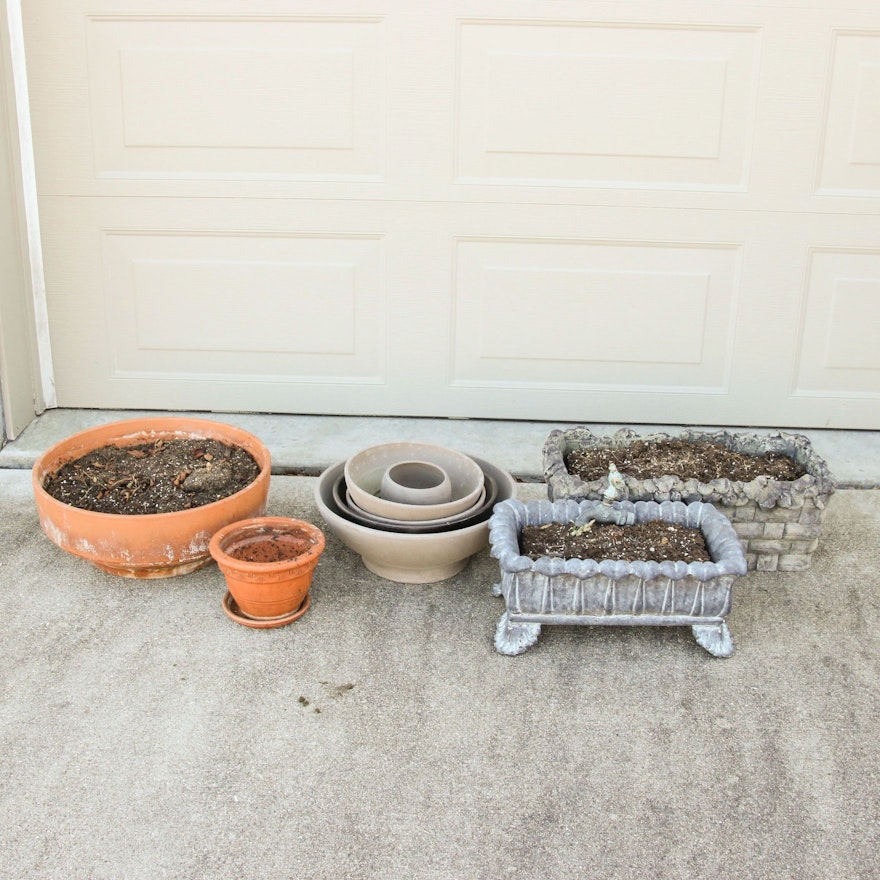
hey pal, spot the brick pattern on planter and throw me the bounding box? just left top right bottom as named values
left=543, top=428, right=836, bottom=572
left=721, top=497, right=823, bottom=571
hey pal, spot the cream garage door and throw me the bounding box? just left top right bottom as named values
left=23, top=1, right=880, bottom=428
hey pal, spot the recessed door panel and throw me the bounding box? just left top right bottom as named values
left=456, top=21, right=760, bottom=190
left=452, top=238, right=740, bottom=392
left=87, top=15, right=385, bottom=180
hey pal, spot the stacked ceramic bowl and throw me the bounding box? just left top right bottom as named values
left=314, top=442, right=516, bottom=583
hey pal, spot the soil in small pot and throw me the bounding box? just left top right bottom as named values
left=520, top=519, right=711, bottom=563
left=42, top=438, right=261, bottom=515
left=565, top=439, right=805, bottom=483
left=226, top=534, right=314, bottom=564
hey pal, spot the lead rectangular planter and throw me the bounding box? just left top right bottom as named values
left=488, top=498, right=748, bottom=657
left=543, top=428, right=835, bottom=572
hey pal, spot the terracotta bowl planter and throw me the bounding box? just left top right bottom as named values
left=32, top=418, right=271, bottom=578
left=209, top=517, right=325, bottom=627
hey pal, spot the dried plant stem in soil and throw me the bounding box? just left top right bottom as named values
left=520, top=520, right=711, bottom=563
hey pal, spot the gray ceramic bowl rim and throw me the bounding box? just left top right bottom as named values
left=334, top=473, right=498, bottom=534
left=344, top=442, right=484, bottom=521
left=316, top=457, right=516, bottom=544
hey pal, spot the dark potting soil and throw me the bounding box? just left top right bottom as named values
left=565, top=439, right=805, bottom=484
left=520, top=519, right=711, bottom=563
left=42, top=438, right=261, bottom=515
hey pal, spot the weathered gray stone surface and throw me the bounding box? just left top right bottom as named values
left=489, top=498, right=746, bottom=657
left=544, top=427, right=837, bottom=571
left=544, top=427, right=836, bottom=507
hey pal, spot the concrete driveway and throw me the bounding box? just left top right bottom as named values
left=1, top=414, right=878, bottom=879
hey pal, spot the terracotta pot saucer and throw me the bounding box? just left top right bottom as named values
left=222, top=591, right=311, bottom=629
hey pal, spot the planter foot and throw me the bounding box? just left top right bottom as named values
left=494, top=612, right=541, bottom=656
left=692, top=622, right=734, bottom=658
left=491, top=581, right=502, bottom=597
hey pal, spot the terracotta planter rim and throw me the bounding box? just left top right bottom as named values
left=33, top=417, right=271, bottom=523
left=209, top=516, right=326, bottom=572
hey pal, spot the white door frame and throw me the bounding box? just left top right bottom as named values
left=0, top=0, right=54, bottom=440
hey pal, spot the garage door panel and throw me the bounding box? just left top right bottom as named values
left=452, top=238, right=739, bottom=392
left=795, top=249, right=880, bottom=398
left=818, top=30, right=880, bottom=196
left=87, top=15, right=385, bottom=181
left=21, top=1, right=880, bottom=428
left=100, top=231, right=386, bottom=383
left=456, top=21, right=760, bottom=190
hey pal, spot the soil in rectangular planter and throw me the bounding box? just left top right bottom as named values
left=520, top=519, right=711, bottom=563
left=565, top=439, right=805, bottom=483
left=42, top=438, right=260, bottom=515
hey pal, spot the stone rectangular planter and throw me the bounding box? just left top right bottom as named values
left=488, top=498, right=748, bottom=657
left=543, top=428, right=835, bottom=572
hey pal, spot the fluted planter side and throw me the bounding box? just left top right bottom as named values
left=488, top=498, right=748, bottom=657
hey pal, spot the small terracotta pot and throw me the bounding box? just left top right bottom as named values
left=32, top=418, right=271, bottom=578
left=209, top=517, right=325, bottom=624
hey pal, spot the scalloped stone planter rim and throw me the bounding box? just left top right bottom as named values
left=488, top=497, right=748, bottom=658
left=32, top=417, right=271, bottom=578
left=543, top=427, right=836, bottom=572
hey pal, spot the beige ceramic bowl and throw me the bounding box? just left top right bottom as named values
left=316, top=456, right=516, bottom=583
left=342, top=478, right=490, bottom=532
left=344, top=442, right=484, bottom=521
